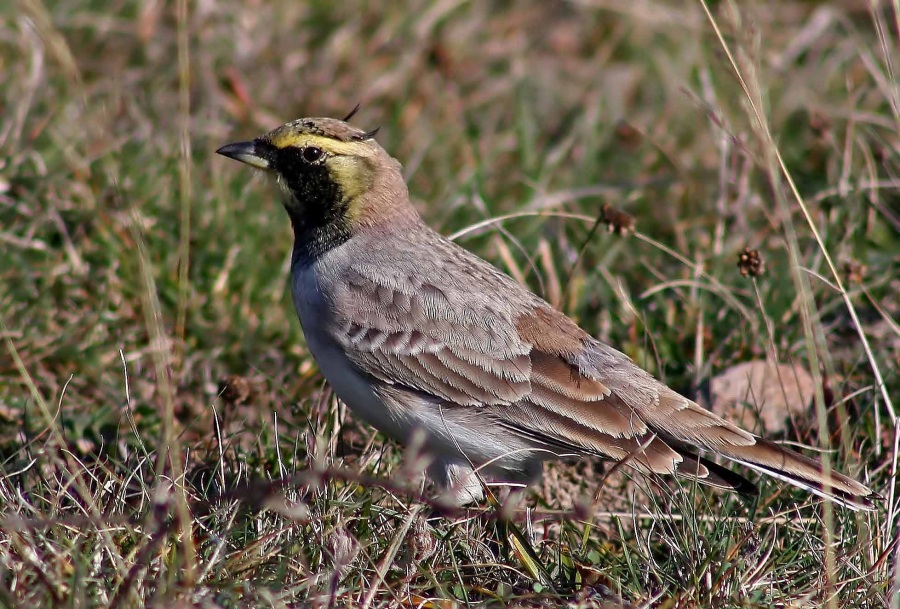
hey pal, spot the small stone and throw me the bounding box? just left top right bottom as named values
left=709, top=360, right=815, bottom=434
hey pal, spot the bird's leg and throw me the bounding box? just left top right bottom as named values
left=428, top=460, right=485, bottom=506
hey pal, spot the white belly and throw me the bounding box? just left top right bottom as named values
left=290, top=256, right=541, bottom=477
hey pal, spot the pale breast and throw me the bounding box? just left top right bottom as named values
left=291, top=257, right=409, bottom=439
left=288, top=245, right=540, bottom=471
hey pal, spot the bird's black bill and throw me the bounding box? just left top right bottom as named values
left=216, top=140, right=270, bottom=169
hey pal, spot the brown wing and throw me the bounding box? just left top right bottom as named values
left=329, top=254, right=875, bottom=510
left=514, top=303, right=876, bottom=510
left=329, top=262, right=713, bottom=483
left=509, top=305, right=753, bottom=486
left=330, top=264, right=533, bottom=406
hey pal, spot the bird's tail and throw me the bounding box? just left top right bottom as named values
left=714, top=436, right=877, bottom=511
left=647, top=390, right=878, bottom=511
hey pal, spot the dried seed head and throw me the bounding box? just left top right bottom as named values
left=614, top=120, right=642, bottom=150
left=601, top=204, right=635, bottom=236
left=325, top=526, right=359, bottom=570
left=809, top=110, right=831, bottom=139
left=842, top=260, right=866, bottom=285
left=396, top=512, right=437, bottom=578
left=737, top=247, right=764, bottom=277
left=218, top=374, right=253, bottom=405
left=407, top=513, right=437, bottom=563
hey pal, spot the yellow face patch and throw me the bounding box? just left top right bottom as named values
left=266, top=126, right=378, bottom=209
left=325, top=155, right=374, bottom=206
left=263, top=125, right=379, bottom=228
left=268, top=131, right=376, bottom=158
left=220, top=117, right=389, bottom=259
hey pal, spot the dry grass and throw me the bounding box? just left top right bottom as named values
left=1, top=0, right=898, bottom=607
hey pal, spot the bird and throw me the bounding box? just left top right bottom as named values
left=216, top=115, right=876, bottom=511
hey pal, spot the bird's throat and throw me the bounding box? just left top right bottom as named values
left=286, top=197, right=354, bottom=267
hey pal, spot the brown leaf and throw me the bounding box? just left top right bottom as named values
left=709, top=360, right=815, bottom=435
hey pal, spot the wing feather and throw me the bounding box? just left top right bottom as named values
left=323, top=254, right=874, bottom=509
left=333, top=266, right=534, bottom=407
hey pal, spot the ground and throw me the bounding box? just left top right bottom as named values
left=0, top=1, right=898, bottom=607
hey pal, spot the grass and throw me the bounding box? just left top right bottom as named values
left=1, top=0, right=898, bottom=606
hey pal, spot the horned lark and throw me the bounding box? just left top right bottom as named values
left=217, top=116, right=876, bottom=510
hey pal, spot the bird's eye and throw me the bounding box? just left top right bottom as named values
left=302, top=146, right=323, bottom=163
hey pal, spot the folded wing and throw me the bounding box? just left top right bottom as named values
left=329, top=254, right=875, bottom=510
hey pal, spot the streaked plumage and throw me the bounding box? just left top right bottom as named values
left=217, top=117, right=876, bottom=510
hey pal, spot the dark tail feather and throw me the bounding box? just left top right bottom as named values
left=675, top=451, right=759, bottom=496
left=718, top=438, right=877, bottom=511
